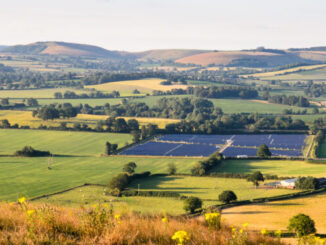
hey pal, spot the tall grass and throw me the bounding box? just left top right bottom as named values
left=0, top=202, right=281, bottom=244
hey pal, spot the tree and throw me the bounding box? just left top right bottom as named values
left=104, top=142, right=111, bottom=155
left=1, top=119, right=11, bottom=128
left=54, top=92, right=63, bottom=99
left=218, top=190, right=237, bottom=204
left=247, top=171, right=264, bottom=187
left=123, top=162, right=137, bottom=174
left=295, top=177, right=320, bottom=190
left=288, top=214, right=316, bottom=237
left=107, top=173, right=129, bottom=193
left=131, top=130, right=141, bottom=143
left=183, top=197, right=202, bottom=213
left=1, top=98, right=9, bottom=106
left=167, top=163, right=177, bottom=175
left=257, top=144, right=272, bottom=158
left=191, top=162, right=205, bottom=176
left=26, top=98, right=38, bottom=107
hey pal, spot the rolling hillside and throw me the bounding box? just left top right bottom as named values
left=3, top=42, right=326, bottom=67
left=0, top=45, right=8, bottom=51
left=2, top=41, right=131, bottom=59
left=175, top=50, right=311, bottom=67
left=134, top=49, right=210, bottom=61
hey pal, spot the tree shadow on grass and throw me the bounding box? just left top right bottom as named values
left=129, top=176, right=207, bottom=195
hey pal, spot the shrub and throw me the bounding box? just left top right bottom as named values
left=15, top=146, right=51, bottom=157
left=288, top=213, right=316, bottom=237
left=218, top=190, right=237, bottom=204
left=191, top=152, right=222, bottom=176
left=183, top=196, right=202, bottom=213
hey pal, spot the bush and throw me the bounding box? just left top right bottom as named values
left=191, top=152, right=222, bottom=176
left=183, top=196, right=202, bottom=213
left=295, top=177, right=320, bottom=190
left=288, top=213, right=316, bottom=237
left=218, top=190, right=237, bottom=204
left=14, top=146, right=51, bottom=157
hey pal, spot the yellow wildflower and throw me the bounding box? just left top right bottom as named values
left=18, top=196, right=26, bottom=204
left=205, top=213, right=221, bottom=229
left=242, top=222, right=248, bottom=228
left=261, top=229, right=268, bottom=236
left=171, top=230, right=190, bottom=245
left=162, top=217, right=168, bottom=223
left=274, top=229, right=282, bottom=238
left=115, top=214, right=121, bottom=224
left=26, top=210, right=35, bottom=217
left=239, top=229, right=244, bottom=234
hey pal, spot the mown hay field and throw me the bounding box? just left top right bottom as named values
left=258, top=67, right=326, bottom=81
left=223, top=193, right=326, bottom=233
left=0, top=129, right=132, bottom=156
left=85, top=78, right=190, bottom=93
left=0, top=156, right=197, bottom=201
left=0, top=110, right=179, bottom=129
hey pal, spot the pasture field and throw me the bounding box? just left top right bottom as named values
left=129, top=95, right=315, bottom=114
left=0, top=110, right=179, bottom=129
left=215, top=159, right=326, bottom=177
left=34, top=175, right=297, bottom=215
left=210, top=99, right=314, bottom=114
left=33, top=185, right=195, bottom=215
left=0, top=129, right=132, bottom=156
left=258, top=67, right=326, bottom=81
left=35, top=98, right=123, bottom=106
left=0, top=156, right=197, bottom=201
left=222, top=193, right=326, bottom=233
left=85, top=78, right=190, bottom=93
left=242, top=64, right=326, bottom=78
left=0, top=88, right=87, bottom=99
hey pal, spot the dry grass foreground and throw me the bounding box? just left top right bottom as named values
left=0, top=202, right=281, bottom=245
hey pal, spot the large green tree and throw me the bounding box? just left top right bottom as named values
left=257, top=144, right=272, bottom=158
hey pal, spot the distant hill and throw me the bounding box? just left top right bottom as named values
left=0, top=45, right=8, bottom=52
left=175, top=50, right=313, bottom=67
left=134, top=49, right=210, bottom=61
left=2, top=41, right=130, bottom=59
left=2, top=41, right=326, bottom=67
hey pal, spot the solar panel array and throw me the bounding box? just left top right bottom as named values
left=120, top=134, right=307, bottom=157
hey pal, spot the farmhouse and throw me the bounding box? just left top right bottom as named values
left=278, top=178, right=296, bottom=189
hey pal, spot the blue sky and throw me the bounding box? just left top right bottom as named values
left=1, top=0, right=326, bottom=51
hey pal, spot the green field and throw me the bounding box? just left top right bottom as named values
left=0, top=129, right=132, bottom=156
left=0, top=88, right=88, bottom=99
left=260, top=67, right=326, bottom=81
left=215, top=159, right=326, bottom=177
left=0, top=156, right=198, bottom=201
left=34, top=175, right=297, bottom=215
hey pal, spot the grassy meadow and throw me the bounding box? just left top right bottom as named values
left=0, top=129, right=132, bottom=156
left=242, top=64, right=326, bottom=78
left=0, top=156, right=198, bottom=201
left=215, top=159, right=326, bottom=177
left=223, top=193, right=326, bottom=233
left=34, top=175, right=297, bottom=215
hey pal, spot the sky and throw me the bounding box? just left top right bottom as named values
left=1, top=0, right=326, bottom=51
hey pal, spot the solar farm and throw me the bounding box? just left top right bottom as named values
left=120, top=134, right=307, bottom=157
